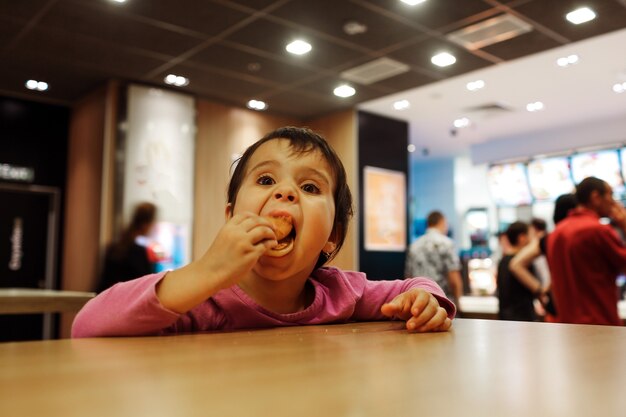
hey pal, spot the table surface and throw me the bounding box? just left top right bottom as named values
left=0, top=288, right=95, bottom=314
left=1, top=319, right=625, bottom=417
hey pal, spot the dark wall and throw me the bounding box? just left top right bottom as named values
left=0, top=96, right=70, bottom=341
left=0, top=97, right=69, bottom=187
left=358, top=111, right=409, bottom=280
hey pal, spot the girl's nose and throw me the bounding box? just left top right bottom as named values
left=274, top=186, right=297, bottom=202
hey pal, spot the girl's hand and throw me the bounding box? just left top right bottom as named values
left=380, top=288, right=452, bottom=333
left=200, top=212, right=277, bottom=290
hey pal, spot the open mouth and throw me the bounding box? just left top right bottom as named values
left=266, top=215, right=296, bottom=257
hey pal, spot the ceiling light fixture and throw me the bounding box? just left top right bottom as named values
left=286, top=40, right=312, bottom=55
left=164, top=74, right=189, bottom=87
left=110, top=0, right=127, bottom=3
left=566, top=7, right=596, bottom=24
left=526, top=101, right=544, bottom=112
left=453, top=117, right=470, bottom=128
left=466, top=80, right=485, bottom=91
left=247, top=99, right=267, bottom=111
left=333, top=84, right=356, bottom=98
left=25, top=79, right=48, bottom=91
left=400, top=0, right=427, bottom=6
left=431, top=52, right=456, bottom=67
left=343, top=21, right=368, bottom=35
left=556, top=54, right=579, bottom=67
left=393, top=99, right=410, bottom=110
left=407, top=144, right=416, bottom=153
left=613, top=82, right=626, bottom=94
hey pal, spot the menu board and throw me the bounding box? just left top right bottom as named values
left=570, top=150, right=624, bottom=194
left=486, top=163, right=533, bottom=206
left=527, top=157, right=575, bottom=201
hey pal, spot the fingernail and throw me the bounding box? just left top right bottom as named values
left=407, top=322, right=416, bottom=330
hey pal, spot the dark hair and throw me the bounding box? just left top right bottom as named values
left=227, top=126, right=353, bottom=268
left=576, top=176, right=608, bottom=205
left=530, top=217, right=547, bottom=232
left=505, top=221, right=528, bottom=246
left=112, top=202, right=157, bottom=259
left=553, top=193, right=578, bottom=224
left=426, top=211, right=444, bottom=227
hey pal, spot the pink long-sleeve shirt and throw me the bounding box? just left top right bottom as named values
left=72, top=266, right=456, bottom=338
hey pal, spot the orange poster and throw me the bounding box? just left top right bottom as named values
left=364, top=166, right=406, bottom=251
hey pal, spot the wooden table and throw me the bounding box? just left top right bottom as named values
left=1, top=319, right=625, bottom=417
left=0, top=289, right=95, bottom=314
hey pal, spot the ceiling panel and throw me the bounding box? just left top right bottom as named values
left=366, top=0, right=494, bottom=31
left=189, top=43, right=319, bottom=85
left=388, top=37, right=493, bottom=78
left=222, top=18, right=364, bottom=71
left=0, top=0, right=623, bottom=121
left=481, top=31, right=563, bottom=61
left=270, top=0, right=424, bottom=51
left=82, top=0, right=251, bottom=38
left=512, top=0, right=626, bottom=42
left=39, top=1, right=202, bottom=58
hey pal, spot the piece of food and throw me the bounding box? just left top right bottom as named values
left=267, top=215, right=292, bottom=240
left=265, top=215, right=295, bottom=256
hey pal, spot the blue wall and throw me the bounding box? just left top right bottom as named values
left=408, top=157, right=456, bottom=243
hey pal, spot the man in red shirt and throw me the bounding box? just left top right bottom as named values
left=547, top=177, right=626, bottom=325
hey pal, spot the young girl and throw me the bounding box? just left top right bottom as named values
left=72, top=127, right=455, bottom=338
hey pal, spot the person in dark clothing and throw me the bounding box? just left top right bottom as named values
left=509, top=193, right=579, bottom=320
left=96, top=202, right=157, bottom=293
left=497, top=221, right=539, bottom=322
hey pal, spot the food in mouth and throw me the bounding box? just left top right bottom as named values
left=266, top=215, right=295, bottom=256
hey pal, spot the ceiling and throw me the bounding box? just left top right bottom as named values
left=1, top=0, right=626, bottom=157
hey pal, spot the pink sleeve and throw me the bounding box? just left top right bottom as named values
left=352, top=276, right=457, bottom=321
left=71, top=272, right=181, bottom=338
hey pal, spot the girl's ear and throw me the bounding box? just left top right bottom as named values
left=323, top=241, right=337, bottom=254
left=225, top=203, right=233, bottom=220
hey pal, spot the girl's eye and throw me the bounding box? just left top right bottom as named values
left=257, top=175, right=275, bottom=186
left=302, top=183, right=320, bottom=194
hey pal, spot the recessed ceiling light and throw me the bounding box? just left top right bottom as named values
left=526, top=101, right=544, bottom=112
left=343, top=21, right=368, bottom=35
left=400, top=0, right=427, bottom=6
left=333, top=84, right=356, bottom=98
left=556, top=54, right=579, bottom=67
left=164, top=74, right=189, bottom=87
left=286, top=40, right=312, bottom=55
left=613, top=82, right=626, bottom=94
left=566, top=7, right=596, bottom=24
left=25, top=79, right=48, bottom=91
left=431, top=52, right=456, bottom=67
left=393, top=99, right=410, bottom=110
left=453, top=117, right=470, bottom=128
left=407, top=144, right=416, bottom=153
left=247, top=99, right=267, bottom=111
left=466, top=80, right=485, bottom=91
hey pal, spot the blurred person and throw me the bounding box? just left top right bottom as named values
left=546, top=177, right=626, bottom=325
left=405, top=210, right=463, bottom=306
left=96, top=202, right=158, bottom=293
left=528, top=217, right=550, bottom=286
left=510, top=194, right=578, bottom=319
left=497, top=221, right=540, bottom=321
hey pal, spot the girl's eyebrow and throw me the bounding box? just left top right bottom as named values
left=300, top=167, right=332, bottom=186
left=248, top=160, right=278, bottom=173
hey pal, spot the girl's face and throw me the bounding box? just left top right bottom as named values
left=230, top=139, right=337, bottom=279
